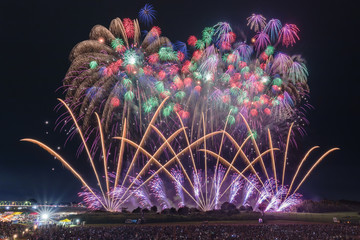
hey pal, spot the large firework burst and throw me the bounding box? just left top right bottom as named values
left=59, top=10, right=311, bottom=164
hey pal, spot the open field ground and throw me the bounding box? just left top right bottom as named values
left=70, top=211, right=360, bottom=225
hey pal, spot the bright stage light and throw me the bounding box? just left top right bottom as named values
left=41, top=213, right=49, bottom=220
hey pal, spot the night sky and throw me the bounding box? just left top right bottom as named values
left=0, top=0, right=359, bottom=203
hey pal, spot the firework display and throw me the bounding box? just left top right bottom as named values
left=242, top=174, right=259, bottom=206
left=171, top=167, right=185, bottom=208
left=149, top=170, right=171, bottom=210
left=127, top=174, right=152, bottom=209
left=59, top=7, right=311, bottom=162
left=22, top=98, right=338, bottom=212
left=22, top=5, right=339, bottom=214
left=229, top=173, right=244, bottom=204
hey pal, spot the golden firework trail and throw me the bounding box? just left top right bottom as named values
left=21, top=98, right=339, bottom=212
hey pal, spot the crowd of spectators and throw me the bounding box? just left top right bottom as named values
left=0, top=222, right=27, bottom=239
left=19, top=223, right=360, bottom=240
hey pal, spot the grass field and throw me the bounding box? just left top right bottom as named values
left=70, top=211, right=360, bottom=225
left=264, top=211, right=360, bottom=223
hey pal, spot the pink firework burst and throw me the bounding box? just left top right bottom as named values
left=278, top=24, right=300, bottom=47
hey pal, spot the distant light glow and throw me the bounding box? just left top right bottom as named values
left=41, top=213, right=49, bottom=220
